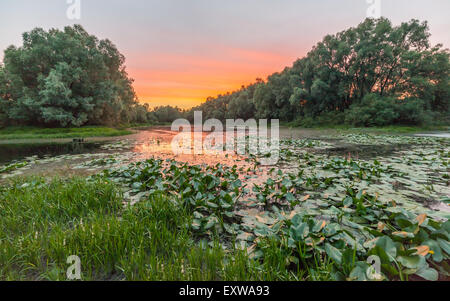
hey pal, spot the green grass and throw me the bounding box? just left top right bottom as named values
left=0, top=177, right=318, bottom=281
left=0, top=126, right=133, bottom=140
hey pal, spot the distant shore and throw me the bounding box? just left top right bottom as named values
left=0, top=126, right=134, bottom=142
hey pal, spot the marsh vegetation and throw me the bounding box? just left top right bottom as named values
left=0, top=127, right=448, bottom=281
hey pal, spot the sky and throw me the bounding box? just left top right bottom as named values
left=1, top=0, right=449, bottom=109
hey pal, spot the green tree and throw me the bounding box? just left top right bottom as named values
left=0, top=25, right=138, bottom=127
left=0, top=65, right=9, bottom=127
left=196, top=18, right=449, bottom=127
left=152, top=106, right=184, bottom=123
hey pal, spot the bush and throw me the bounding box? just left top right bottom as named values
left=344, top=94, right=436, bottom=127
left=345, top=94, right=398, bottom=127
left=292, top=116, right=315, bottom=128
left=292, top=111, right=346, bottom=128
left=316, top=111, right=346, bottom=126
left=0, top=113, right=6, bottom=129
left=394, top=98, right=431, bottom=125
left=0, top=98, right=8, bottom=128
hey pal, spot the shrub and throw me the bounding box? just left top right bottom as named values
left=345, top=94, right=399, bottom=127
left=344, top=94, right=438, bottom=127
left=394, top=98, right=431, bottom=125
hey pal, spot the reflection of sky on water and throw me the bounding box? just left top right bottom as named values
left=131, top=129, right=252, bottom=168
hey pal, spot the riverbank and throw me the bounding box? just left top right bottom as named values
left=0, top=126, right=134, bottom=140
left=2, top=125, right=449, bottom=142
left=288, top=124, right=449, bottom=133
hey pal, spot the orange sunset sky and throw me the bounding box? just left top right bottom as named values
left=1, top=0, right=449, bottom=109
left=128, top=47, right=300, bottom=109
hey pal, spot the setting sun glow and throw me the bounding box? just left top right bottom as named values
left=128, top=49, right=302, bottom=109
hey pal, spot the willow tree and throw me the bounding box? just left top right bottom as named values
left=0, top=25, right=137, bottom=127
left=293, top=18, right=449, bottom=118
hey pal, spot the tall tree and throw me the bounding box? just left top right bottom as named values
left=0, top=25, right=138, bottom=127
left=192, top=18, right=449, bottom=126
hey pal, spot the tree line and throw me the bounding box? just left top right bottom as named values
left=182, top=18, right=450, bottom=127
left=1, top=19, right=449, bottom=128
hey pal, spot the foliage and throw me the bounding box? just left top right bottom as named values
left=150, top=106, right=185, bottom=124
left=0, top=161, right=28, bottom=174
left=184, top=18, right=449, bottom=127
left=0, top=176, right=300, bottom=281
left=101, top=159, right=244, bottom=236
left=0, top=130, right=448, bottom=281
left=344, top=94, right=433, bottom=127
left=0, top=25, right=146, bottom=127
left=250, top=187, right=449, bottom=281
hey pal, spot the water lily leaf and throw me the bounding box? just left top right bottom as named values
left=236, top=232, right=253, bottom=241
left=254, top=225, right=271, bottom=237
left=255, top=215, right=273, bottom=224
left=131, top=182, right=142, bottom=189
left=392, top=231, right=414, bottom=239
left=291, top=213, right=305, bottom=224
left=206, top=201, right=219, bottom=209
left=437, top=238, right=450, bottom=256
left=310, top=219, right=326, bottom=233
left=290, top=222, right=309, bottom=241
left=395, top=218, right=413, bottom=229
left=285, top=192, right=295, bottom=202
left=343, top=196, right=353, bottom=208
left=348, top=262, right=370, bottom=281
left=305, top=236, right=325, bottom=247
left=415, top=266, right=439, bottom=281
left=204, top=216, right=218, bottom=230
left=325, top=243, right=342, bottom=265
left=192, top=219, right=201, bottom=230
left=375, top=236, right=397, bottom=260
left=439, top=220, right=450, bottom=232
left=193, top=211, right=204, bottom=219
left=423, top=239, right=444, bottom=262
left=364, top=237, right=379, bottom=250
left=397, top=255, right=426, bottom=269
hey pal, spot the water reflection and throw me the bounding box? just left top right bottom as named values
left=0, top=142, right=102, bottom=164
left=131, top=128, right=249, bottom=167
